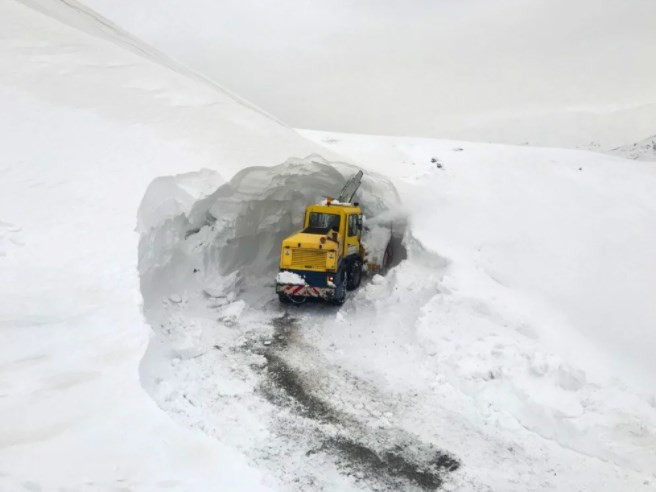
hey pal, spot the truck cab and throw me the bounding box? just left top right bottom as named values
left=276, top=200, right=364, bottom=304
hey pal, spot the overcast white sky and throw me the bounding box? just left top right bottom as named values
left=83, top=0, right=656, bottom=147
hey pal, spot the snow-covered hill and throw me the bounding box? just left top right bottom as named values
left=80, top=0, right=656, bottom=149
left=2, top=0, right=656, bottom=491
left=0, top=0, right=331, bottom=490
left=611, top=134, right=656, bottom=161
left=300, top=130, right=656, bottom=385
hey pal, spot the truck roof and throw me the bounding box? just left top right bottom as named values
left=308, top=203, right=361, bottom=213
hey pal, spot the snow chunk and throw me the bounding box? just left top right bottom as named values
left=168, top=293, right=183, bottom=304
left=371, top=274, right=386, bottom=285
left=276, top=271, right=306, bottom=285
left=529, top=352, right=550, bottom=376
left=218, top=300, right=247, bottom=320
left=557, top=364, right=587, bottom=391
left=202, top=271, right=239, bottom=298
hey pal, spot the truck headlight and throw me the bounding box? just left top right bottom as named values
left=284, top=249, right=291, bottom=256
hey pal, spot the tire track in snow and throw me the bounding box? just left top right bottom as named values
left=249, top=312, right=460, bottom=491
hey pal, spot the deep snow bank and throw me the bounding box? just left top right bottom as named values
left=0, top=1, right=335, bottom=489
left=138, top=155, right=402, bottom=307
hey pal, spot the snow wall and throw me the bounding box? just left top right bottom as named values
left=137, top=155, right=404, bottom=308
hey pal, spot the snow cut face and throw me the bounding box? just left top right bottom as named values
left=138, top=155, right=404, bottom=306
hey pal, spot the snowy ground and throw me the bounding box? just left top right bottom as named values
left=2, top=0, right=655, bottom=491
left=135, top=136, right=656, bottom=490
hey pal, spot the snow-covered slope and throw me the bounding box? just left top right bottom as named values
left=80, top=0, right=656, bottom=149
left=135, top=129, right=656, bottom=490
left=3, top=0, right=656, bottom=490
left=290, top=130, right=656, bottom=488
left=611, top=134, right=656, bottom=161
left=0, top=0, right=332, bottom=490
left=300, top=130, right=656, bottom=388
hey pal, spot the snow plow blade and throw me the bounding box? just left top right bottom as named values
left=276, top=283, right=334, bottom=299
left=276, top=282, right=343, bottom=304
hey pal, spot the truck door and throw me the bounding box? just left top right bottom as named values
left=345, top=213, right=361, bottom=258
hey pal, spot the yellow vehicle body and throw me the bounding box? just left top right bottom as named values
left=277, top=202, right=364, bottom=304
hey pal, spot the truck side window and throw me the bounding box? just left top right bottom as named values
left=348, top=214, right=359, bottom=237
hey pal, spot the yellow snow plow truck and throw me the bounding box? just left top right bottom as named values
left=276, top=171, right=390, bottom=305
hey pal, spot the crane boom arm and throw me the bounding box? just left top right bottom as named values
left=338, top=170, right=363, bottom=203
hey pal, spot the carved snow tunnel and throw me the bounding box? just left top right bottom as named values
left=137, top=155, right=407, bottom=310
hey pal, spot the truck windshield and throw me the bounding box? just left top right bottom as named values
left=308, top=212, right=340, bottom=231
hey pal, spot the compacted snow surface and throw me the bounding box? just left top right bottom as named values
left=2, top=1, right=656, bottom=491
